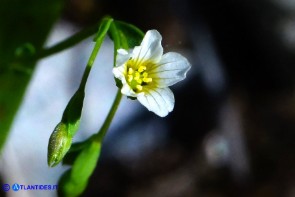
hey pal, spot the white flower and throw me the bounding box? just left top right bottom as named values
left=112, top=30, right=191, bottom=117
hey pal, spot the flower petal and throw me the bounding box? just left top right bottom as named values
left=112, top=64, right=126, bottom=81
left=132, top=30, right=163, bottom=63
left=113, top=64, right=137, bottom=97
left=121, top=83, right=137, bottom=97
left=149, top=52, right=191, bottom=87
left=137, top=87, right=174, bottom=117
left=116, top=49, right=130, bottom=66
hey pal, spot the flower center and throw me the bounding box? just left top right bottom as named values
left=126, top=61, right=153, bottom=92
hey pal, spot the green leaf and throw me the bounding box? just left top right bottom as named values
left=14, top=43, right=36, bottom=59
left=116, top=20, right=144, bottom=48
left=58, top=140, right=101, bottom=197
left=61, top=90, right=85, bottom=137
left=108, top=20, right=144, bottom=58
left=0, top=0, right=65, bottom=151
left=62, top=136, right=93, bottom=166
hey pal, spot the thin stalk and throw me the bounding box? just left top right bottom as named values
left=35, top=24, right=99, bottom=60
left=93, top=90, right=122, bottom=142
left=78, top=17, right=113, bottom=91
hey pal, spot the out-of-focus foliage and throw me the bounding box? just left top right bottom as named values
left=0, top=0, right=65, bottom=150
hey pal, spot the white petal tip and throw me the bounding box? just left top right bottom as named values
left=137, top=88, right=174, bottom=118
left=117, top=49, right=129, bottom=55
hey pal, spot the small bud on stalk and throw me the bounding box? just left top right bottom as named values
left=48, top=122, right=72, bottom=167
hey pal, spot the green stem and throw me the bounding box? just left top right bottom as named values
left=35, top=24, right=99, bottom=60
left=78, top=17, right=113, bottom=91
left=109, top=23, right=121, bottom=65
left=93, top=90, right=122, bottom=142
left=60, top=17, right=113, bottom=136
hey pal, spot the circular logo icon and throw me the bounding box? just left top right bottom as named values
left=12, top=183, right=20, bottom=192
left=2, top=184, right=10, bottom=192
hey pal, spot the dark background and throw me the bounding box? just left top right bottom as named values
left=61, top=0, right=295, bottom=196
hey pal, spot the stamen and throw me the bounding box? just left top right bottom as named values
left=136, top=79, right=142, bottom=84
left=136, top=85, right=143, bottom=91
left=128, top=68, right=134, bottom=74
left=134, top=72, right=140, bottom=81
left=125, top=60, right=154, bottom=92
left=138, top=66, right=146, bottom=73
left=143, top=78, right=152, bottom=83
left=128, top=75, right=133, bottom=82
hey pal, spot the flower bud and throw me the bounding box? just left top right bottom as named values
left=48, top=122, right=72, bottom=167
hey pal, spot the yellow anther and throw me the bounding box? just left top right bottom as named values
left=138, top=66, right=146, bottom=73
left=143, top=78, right=152, bottom=83
left=128, top=75, right=133, bottom=82
left=125, top=63, right=153, bottom=91
left=128, top=68, right=134, bottom=74
left=134, top=72, right=140, bottom=80
left=136, top=85, right=143, bottom=91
